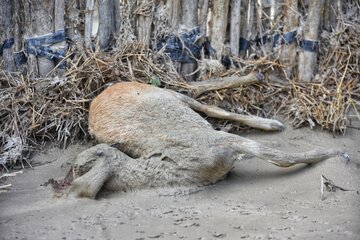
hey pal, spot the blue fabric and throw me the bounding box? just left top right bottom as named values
left=0, top=38, right=14, bottom=55
left=300, top=39, right=319, bottom=52
left=156, top=28, right=202, bottom=63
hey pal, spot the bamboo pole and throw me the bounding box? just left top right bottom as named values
left=180, top=0, right=198, bottom=81
left=0, top=0, right=15, bottom=71
left=279, top=0, right=298, bottom=78
left=298, top=0, right=323, bottom=82
left=209, top=0, right=230, bottom=59
left=230, top=0, right=241, bottom=57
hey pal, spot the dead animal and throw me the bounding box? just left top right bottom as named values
left=60, top=82, right=348, bottom=198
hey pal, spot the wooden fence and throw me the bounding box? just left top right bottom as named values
left=0, top=0, right=343, bottom=81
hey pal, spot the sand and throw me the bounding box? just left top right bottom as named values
left=1, top=124, right=359, bottom=240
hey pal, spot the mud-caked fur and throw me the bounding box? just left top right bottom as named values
left=66, top=82, right=347, bottom=198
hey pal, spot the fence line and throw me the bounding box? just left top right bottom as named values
left=0, top=0, right=342, bottom=81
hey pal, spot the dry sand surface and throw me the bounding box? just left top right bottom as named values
left=1, top=124, right=359, bottom=240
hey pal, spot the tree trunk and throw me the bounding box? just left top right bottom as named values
left=209, top=0, right=230, bottom=59
left=279, top=0, right=298, bottom=79
left=230, top=0, right=241, bottom=57
left=298, top=0, right=323, bottom=82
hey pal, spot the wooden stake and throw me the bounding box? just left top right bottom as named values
left=136, top=1, right=154, bottom=48
left=209, top=0, right=230, bottom=59
left=113, top=0, right=121, bottom=36
left=23, top=0, right=55, bottom=76
left=166, top=0, right=181, bottom=28
left=84, top=0, right=95, bottom=48
left=0, top=0, right=15, bottom=71
left=54, top=0, right=65, bottom=75
left=240, top=0, right=254, bottom=56
left=198, top=0, right=209, bottom=35
left=298, top=0, right=323, bottom=82
left=230, top=0, right=241, bottom=57
left=181, top=0, right=198, bottom=81
left=279, top=0, right=298, bottom=78
left=98, top=0, right=113, bottom=49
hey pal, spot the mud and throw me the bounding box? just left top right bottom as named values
left=1, top=124, right=359, bottom=240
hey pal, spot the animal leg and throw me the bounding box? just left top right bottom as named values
left=178, top=94, right=284, bottom=131
left=66, top=144, right=122, bottom=198
left=229, top=135, right=349, bottom=167
left=67, top=159, right=111, bottom=198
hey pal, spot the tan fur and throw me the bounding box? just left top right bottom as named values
left=63, top=82, right=347, bottom=198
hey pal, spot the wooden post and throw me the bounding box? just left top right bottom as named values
left=279, top=0, right=298, bottom=78
left=84, top=0, right=95, bottom=48
left=230, top=0, right=241, bottom=57
left=54, top=0, right=65, bottom=74
left=180, top=0, right=198, bottom=81
left=0, top=0, right=15, bottom=71
left=198, top=0, right=209, bottom=35
left=65, top=0, right=84, bottom=43
left=323, top=0, right=340, bottom=30
left=165, top=0, right=181, bottom=72
left=209, top=0, right=230, bottom=59
left=240, top=0, right=254, bottom=56
left=98, top=0, right=113, bottom=49
left=13, top=0, right=26, bottom=72
left=166, top=0, right=181, bottom=28
left=136, top=1, right=154, bottom=48
left=298, top=0, right=323, bottom=82
left=23, top=0, right=56, bottom=76
left=113, top=0, right=121, bottom=36
left=269, top=0, right=281, bottom=29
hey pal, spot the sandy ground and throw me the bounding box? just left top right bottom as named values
left=1, top=124, right=359, bottom=240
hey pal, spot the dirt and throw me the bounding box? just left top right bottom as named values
left=1, top=124, right=359, bottom=240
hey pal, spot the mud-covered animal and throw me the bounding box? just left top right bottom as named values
left=63, top=82, right=347, bottom=198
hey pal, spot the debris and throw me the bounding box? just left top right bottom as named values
left=321, top=174, right=351, bottom=200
